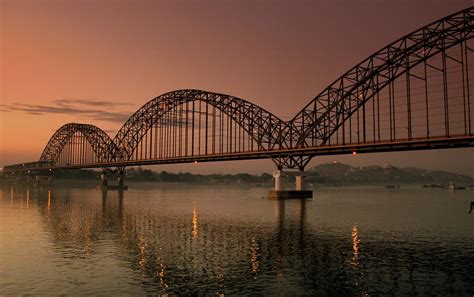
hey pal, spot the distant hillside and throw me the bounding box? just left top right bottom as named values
left=2, top=163, right=471, bottom=186
left=307, top=162, right=473, bottom=185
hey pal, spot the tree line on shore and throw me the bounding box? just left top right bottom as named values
left=2, top=162, right=472, bottom=185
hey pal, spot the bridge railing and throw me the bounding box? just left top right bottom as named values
left=3, top=161, right=54, bottom=174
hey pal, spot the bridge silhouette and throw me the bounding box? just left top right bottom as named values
left=4, top=8, right=474, bottom=194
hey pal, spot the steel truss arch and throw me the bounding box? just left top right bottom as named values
left=113, top=89, right=288, bottom=160
left=39, top=123, right=118, bottom=164
left=290, top=7, right=474, bottom=148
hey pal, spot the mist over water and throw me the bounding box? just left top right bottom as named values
left=1, top=182, right=473, bottom=295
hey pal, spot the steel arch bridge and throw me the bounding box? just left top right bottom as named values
left=39, top=123, right=120, bottom=165
left=3, top=7, right=474, bottom=175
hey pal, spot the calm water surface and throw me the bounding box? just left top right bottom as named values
left=1, top=182, right=473, bottom=295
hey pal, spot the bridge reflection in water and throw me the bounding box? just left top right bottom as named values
left=3, top=8, right=474, bottom=195
left=3, top=184, right=473, bottom=295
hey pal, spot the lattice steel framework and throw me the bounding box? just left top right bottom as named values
left=112, top=89, right=287, bottom=161
left=39, top=123, right=119, bottom=166
left=290, top=7, right=473, bottom=148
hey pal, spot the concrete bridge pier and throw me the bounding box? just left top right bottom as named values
left=268, top=169, right=312, bottom=199
left=32, top=175, right=53, bottom=186
left=117, top=174, right=125, bottom=187
left=273, top=170, right=284, bottom=191
left=295, top=172, right=304, bottom=191
left=13, top=173, right=33, bottom=184
left=101, top=173, right=108, bottom=188
left=98, top=170, right=128, bottom=191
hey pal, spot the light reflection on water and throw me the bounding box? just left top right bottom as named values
left=192, top=206, right=198, bottom=241
left=0, top=182, right=473, bottom=295
left=351, top=224, right=360, bottom=267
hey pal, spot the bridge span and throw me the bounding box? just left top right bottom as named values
left=3, top=8, right=474, bottom=195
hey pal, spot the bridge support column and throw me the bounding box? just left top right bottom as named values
left=101, top=173, right=108, bottom=188
left=295, top=171, right=304, bottom=191
left=268, top=169, right=312, bottom=200
left=33, top=175, right=53, bottom=186
left=14, top=174, right=32, bottom=183
left=117, top=174, right=124, bottom=187
left=98, top=169, right=128, bottom=191
left=273, top=170, right=283, bottom=191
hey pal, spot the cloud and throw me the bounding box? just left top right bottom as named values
left=1, top=100, right=134, bottom=124
left=52, top=98, right=133, bottom=108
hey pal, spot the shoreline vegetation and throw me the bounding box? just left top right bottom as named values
left=2, top=162, right=472, bottom=186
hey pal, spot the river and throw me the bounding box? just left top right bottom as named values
left=1, top=182, right=473, bottom=295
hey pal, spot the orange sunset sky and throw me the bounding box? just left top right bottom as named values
left=1, top=0, right=473, bottom=175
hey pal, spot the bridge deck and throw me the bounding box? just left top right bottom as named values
left=4, top=135, right=473, bottom=173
